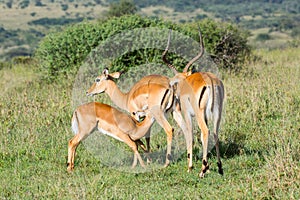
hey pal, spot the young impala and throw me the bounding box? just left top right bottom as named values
left=67, top=102, right=154, bottom=172
left=163, top=28, right=225, bottom=177
left=86, top=70, right=187, bottom=167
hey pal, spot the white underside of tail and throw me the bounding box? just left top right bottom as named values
left=205, top=86, right=213, bottom=122
left=205, top=85, right=223, bottom=128
left=98, top=128, right=124, bottom=142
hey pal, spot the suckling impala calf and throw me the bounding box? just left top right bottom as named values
left=67, top=102, right=154, bottom=172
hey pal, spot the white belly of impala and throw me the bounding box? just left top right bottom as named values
left=98, top=128, right=124, bottom=142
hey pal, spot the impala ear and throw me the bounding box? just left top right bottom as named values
left=102, top=68, right=109, bottom=77
left=142, top=105, right=148, bottom=111
left=109, top=72, right=121, bottom=79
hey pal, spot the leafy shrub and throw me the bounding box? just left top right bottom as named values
left=256, top=33, right=271, bottom=41
left=183, top=19, right=251, bottom=72
left=6, top=1, right=12, bottom=8
left=19, top=0, right=30, bottom=9
left=35, top=15, right=251, bottom=80
left=0, top=61, right=12, bottom=70
left=28, top=17, right=89, bottom=26
left=35, top=15, right=175, bottom=79
left=291, top=26, right=300, bottom=38
left=12, top=56, right=36, bottom=65
left=35, top=0, right=46, bottom=7
left=105, top=0, right=138, bottom=18
left=61, top=4, right=68, bottom=11
left=5, top=47, right=32, bottom=58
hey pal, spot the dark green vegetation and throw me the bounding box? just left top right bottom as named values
left=105, top=0, right=137, bottom=18
left=35, top=15, right=250, bottom=80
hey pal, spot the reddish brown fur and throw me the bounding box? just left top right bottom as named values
left=67, top=102, right=153, bottom=172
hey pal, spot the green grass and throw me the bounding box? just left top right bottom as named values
left=0, top=48, right=300, bottom=199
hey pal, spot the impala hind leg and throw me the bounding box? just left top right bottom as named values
left=135, top=137, right=152, bottom=164
left=144, top=129, right=152, bottom=164
left=197, top=109, right=210, bottom=178
left=214, top=130, right=223, bottom=175
left=172, top=102, right=193, bottom=172
left=127, top=140, right=146, bottom=168
left=214, top=87, right=224, bottom=175
left=67, top=134, right=82, bottom=172
left=132, top=151, right=146, bottom=168
left=145, top=131, right=151, bottom=151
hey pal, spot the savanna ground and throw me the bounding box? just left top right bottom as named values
left=0, top=47, right=299, bottom=199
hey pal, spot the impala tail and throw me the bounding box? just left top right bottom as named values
left=205, top=81, right=224, bottom=125
left=71, top=111, right=79, bottom=135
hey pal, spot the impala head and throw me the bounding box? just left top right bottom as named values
left=86, top=68, right=121, bottom=96
left=169, top=72, right=189, bottom=100
left=132, top=105, right=149, bottom=122
left=133, top=110, right=148, bottom=123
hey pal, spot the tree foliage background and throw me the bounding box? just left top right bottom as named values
left=35, top=14, right=251, bottom=80
left=105, top=0, right=138, bottom=18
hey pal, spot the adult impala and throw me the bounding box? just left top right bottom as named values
left=163, top=28, right=225, bottom=177
left=86, top=69, right=187, bottom=167
left=67, top=102, right=154, bottom=172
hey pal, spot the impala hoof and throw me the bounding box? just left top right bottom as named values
left=146, top=158, right=152, bottom=165
left=199, top=171, right=204, bottom=178
left=199, top=169, right=210, bottom=178
left=67, top=163, right=74, bottom=173
left=217, top=162, right=224, bottom=175
left=67, top=167, right=74, bottom=173
left=187, top=166, right=193, bottom=172
left=199, top=160, right=210, bottom=178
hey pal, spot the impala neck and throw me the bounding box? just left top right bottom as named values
left=105, top=80, right=128, bottom=110
left=130, top=116, right=154, bottom=140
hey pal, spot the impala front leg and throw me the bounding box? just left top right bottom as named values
left=150, top=107, right=173, bottom=167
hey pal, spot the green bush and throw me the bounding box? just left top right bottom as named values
left=28, top=17, right=88, bottom=26
left=34, top=15, right=251, bottom=80
left=12, top=56, right=36, bottom=65
left=0, top=61, right=12, bottom=70
left=256, top=33, right=271, bottom=41
left=19, top=0, right=30, bottom=9
left=183, top=19, right=251, bottom=72
left=105, top=0, right=138, bottom=18
left=35, top=15, right=175, bottom=79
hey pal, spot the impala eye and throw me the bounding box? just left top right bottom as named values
left=95, top=78, right=100, bottom=83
